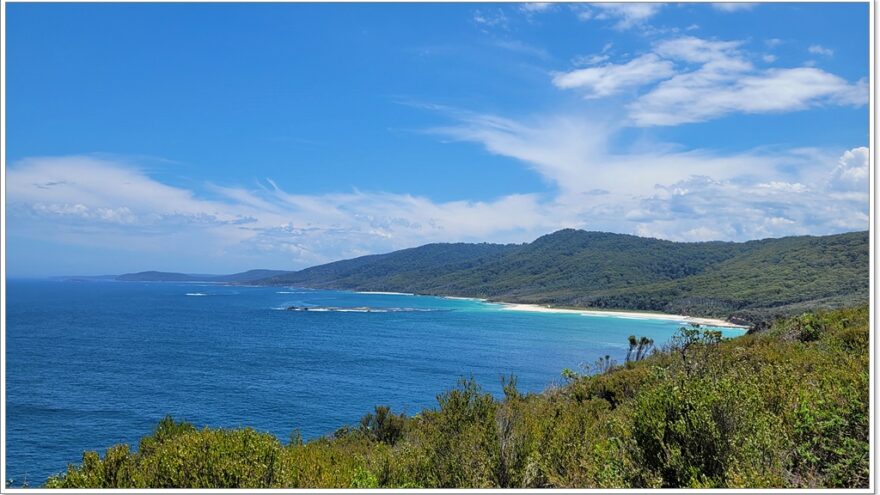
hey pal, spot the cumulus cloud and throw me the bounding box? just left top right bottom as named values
left=429, top=111, right=868, bottom=241
left=553, top=35, right=867, bottom=126
left=629, top=164, right=869, bottom=241
left=828, top=146, right=869, bottom=192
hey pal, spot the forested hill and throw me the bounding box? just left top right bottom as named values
left=255, top=229, right=869, bottom=325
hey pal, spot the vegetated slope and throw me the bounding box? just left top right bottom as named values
left=46, top=305, right=869, bottom=489
left=420, top=230, right=745, bottom=299
left=257, top=242, right=520, bottom=290
left=572, top=231, right=870, bottom=323
left=256, top=229, right=868, bottom=324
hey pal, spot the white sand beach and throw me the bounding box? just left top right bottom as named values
left=498, top=302, right=748, bottom=329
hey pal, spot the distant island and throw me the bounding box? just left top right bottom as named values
left=103, top=229, right=869, bottom=328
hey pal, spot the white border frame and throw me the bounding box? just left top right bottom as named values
left=0, top=0, right=875, bottom=493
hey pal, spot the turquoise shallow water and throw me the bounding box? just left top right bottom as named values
left=6, top=279, right=745, bottom=485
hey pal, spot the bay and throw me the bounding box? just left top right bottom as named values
left=5, top=279, right=744, bottom=485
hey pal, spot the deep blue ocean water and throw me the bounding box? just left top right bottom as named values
left=6, top=279, right=745, bottom=485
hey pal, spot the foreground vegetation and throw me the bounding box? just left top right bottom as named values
left=257, top=229, right=868, bottom=325
left=46, top=306, right=869, bottom=488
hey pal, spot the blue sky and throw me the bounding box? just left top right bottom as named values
left=6, top=2, right=870, bottom=276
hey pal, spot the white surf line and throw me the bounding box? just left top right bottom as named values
left=498, top=302, right=748, bottom=329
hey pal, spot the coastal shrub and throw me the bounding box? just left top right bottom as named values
left=628, top=370, right=785, bottom=488
left=359, top=406, right=406, bottom=446
left=416, top=378, right=501, bottom=487
left=788, top=364, right=869, bottom=487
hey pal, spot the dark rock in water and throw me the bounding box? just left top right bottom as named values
left=286, top=306, right=309, bottom=311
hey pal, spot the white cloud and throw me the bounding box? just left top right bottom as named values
left=574, top=3, right=663, bottom=30
left=808, top=44, right=834, bottom=57
left=828, top=146, right=869, bottom=192
left=653, top=36, right=746, bottom=65
left=712, top=3, right=757, bottom=12
left=552, top=35, right=867, bottom=126
left=572, top=53, right=610, bottom=66
left=520, top=3, right=553, bottom=13
left=429, top=111, right=868, bottom=241
left=762, top=54, right=777, bottom=63
left=571, top=42, right=614, bottom=67
left=552, top=54, right=676, bottom=97
left=627, top=151, right=869, bottom=240
left=632, top=67, right=868, bottom=126
left=7, top=138, right=869, bottom=273
left=6, top=156, right=556, bottom=269
left=473, top=9, right=509, bottom=29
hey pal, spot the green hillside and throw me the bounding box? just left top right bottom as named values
left=257, top=230, right=868, bottom=325
left=257, top=242, right=519, bottom=289
left=46, top=306, right=869, bottom=489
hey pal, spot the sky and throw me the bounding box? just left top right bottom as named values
left=5, top=2, right=871, bottom=276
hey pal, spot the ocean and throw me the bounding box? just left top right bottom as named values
left=5, top=279, right=745, bottom=485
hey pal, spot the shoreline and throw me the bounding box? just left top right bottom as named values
left=285, top=286, right=748, bottom=329
left=495, top=302, right=748, bottom=329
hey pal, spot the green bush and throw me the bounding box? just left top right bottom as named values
left=359, top=406, right=406, bottom=446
